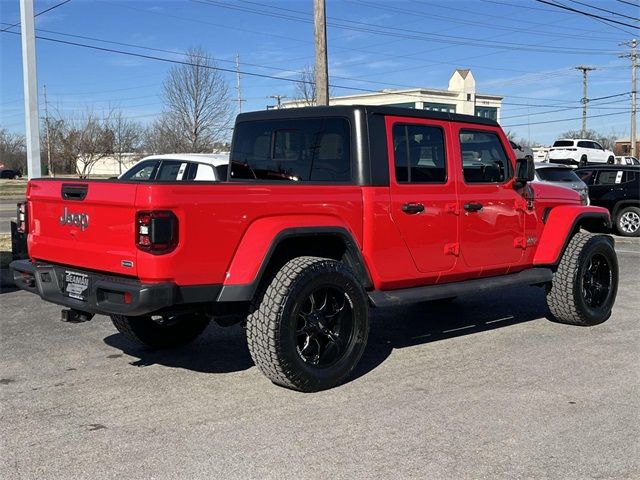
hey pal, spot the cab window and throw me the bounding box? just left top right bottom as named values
left=459, top=130, right=512, bottom=183
left=392, top=124, right=446, bottom=183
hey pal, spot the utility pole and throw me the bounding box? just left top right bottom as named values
left=268, top=95, right=287, bottom=109
left=620, top=39, right=638, bottom=158
left=43, top=84, right=53, bottom=177
left=314, top=0, right=329, bottom=105
left=20, top=0, right=41, bottom=179
left=575, top=65, right=596, bottom=137
left=235, top=54, right=245, bottom=114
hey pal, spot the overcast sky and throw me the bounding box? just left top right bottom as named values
left=1, top=0, right=637, bottom=145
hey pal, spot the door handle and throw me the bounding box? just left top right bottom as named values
left=402, top=202, right=425, bottom=214
left=464, top=202, right=483, bottom=212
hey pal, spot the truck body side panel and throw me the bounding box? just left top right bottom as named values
left=132, top=183, right=364, bottom=285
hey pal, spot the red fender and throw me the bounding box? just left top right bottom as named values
left=223, top=215, right=359, bottom=286
left=533, top=205, right=610, bottom=265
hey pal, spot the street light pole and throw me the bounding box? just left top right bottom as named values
left=20, top=0, right=42, bottom=179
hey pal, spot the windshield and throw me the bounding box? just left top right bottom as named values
left=552, top=140, right=574, bottom=148
left=537, top=167, right=581, bottom=182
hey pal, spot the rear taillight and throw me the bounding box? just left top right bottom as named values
left=16, top=202, right=27, bottom=233
left=136, top=210, right=178, bottom=254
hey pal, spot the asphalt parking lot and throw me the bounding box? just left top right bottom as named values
left=1, top=243, right=639, bottom=480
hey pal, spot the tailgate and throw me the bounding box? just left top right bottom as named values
left=27, top=180, right=139, bottom=276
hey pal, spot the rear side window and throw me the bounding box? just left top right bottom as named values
left=392, top=124, right=446, bottom=183
left=577, top=141, right=591, bottom=149
left=230, top=118, right=351, bottom=182
left=595, top=170, right=623, bottom=185
left=536, top=168, right=581, bottom=183
left=553, top=140, right=574, bottom=147
left=460, top=130, right=512, bottom=183
left=156, top=161, right=189, bottom=181
left=576, top=169, right=595, bottom=185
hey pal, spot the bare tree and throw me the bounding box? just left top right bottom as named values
left=107, top=111, right=143, bottom=174
left=143, top=114, right=184, bottom=154
left=50, top=110, right=114, bottom=178
left=0, top=128, right=26, bottom=172
left=294, top=65, right=335, bottom=106
left=162, top=47, right=232, bottom=152
left=295, top=65, right=317, bottom=106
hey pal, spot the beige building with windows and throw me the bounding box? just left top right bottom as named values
left=283, top=69, right=503, bottom=122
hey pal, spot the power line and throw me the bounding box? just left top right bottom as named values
left=0, top=0, right=72, bottom=33
left=567, top=0, right=640, bottom=22
left=535, top=0, right=640, bottom=30
left=193, top=0, right=621, bottom=55
left=503, top=110, right=630, bottom=127
left=616, top=0, right=640, bottom=8
left=354, top=0, right=623, bottom=42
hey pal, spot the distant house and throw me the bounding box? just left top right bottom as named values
left=77, top=153, right=142, bottom=177
left=282, top=69, right=503, bottom=122
left=613, top=138, right=640, bottom=157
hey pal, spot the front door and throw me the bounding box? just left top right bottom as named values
left=454, top=126, right=525, bottom=269
left=387, top=116, right=459, bottom=274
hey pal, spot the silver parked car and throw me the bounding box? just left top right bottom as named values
left=534, top=163, right=590, bottom=205
left=509, top=140, right=533, bottom=161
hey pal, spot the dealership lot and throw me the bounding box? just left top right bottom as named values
left=1, top=244, right=638, bottom=479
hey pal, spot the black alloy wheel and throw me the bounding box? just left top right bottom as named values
left=580, top=253, right=612, bottom=309
left=295, top=286, right=354, bottom=367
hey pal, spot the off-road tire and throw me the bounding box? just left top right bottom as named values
left=546, top=232, right=618, bottom=326
left=615, top=206, right=640, bottom=237
left=246, top=256, right=369, bottom=392
left=110, top=313, right=210, bottom=349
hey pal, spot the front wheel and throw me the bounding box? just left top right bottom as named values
left=246, top=257, right=369, bottom=392
left=615, top=206, right=640, bottom=237
left=546, top=232, right=618, bottom=326
left=110, top=313, right=210, bottom=349
left=607, top=156, right=615, bottom=164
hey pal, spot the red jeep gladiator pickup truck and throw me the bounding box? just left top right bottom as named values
left=11, top=106, right=618, bottom=392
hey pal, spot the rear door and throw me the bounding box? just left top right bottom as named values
left=28, top=180, right=140, bottom=276
left=386, top=116, right=459, bottom=274
left=454, top=126, right=525, bottom=270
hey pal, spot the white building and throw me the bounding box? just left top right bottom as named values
left=283, top=69, right=503, bottom=122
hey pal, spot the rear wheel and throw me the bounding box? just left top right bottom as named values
left=615, top=206, right=640, bottom=237
left=579, top=155, right=588, bottom=167
left=110, top=313, right=210, bottom=348
left=246, top=257, right=369, bottom=392
left=546, top=232, right=618, bottom=326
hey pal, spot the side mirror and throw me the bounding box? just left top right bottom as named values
left=514, top=157, right=535, bottom=188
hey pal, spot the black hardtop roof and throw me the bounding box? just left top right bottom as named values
left=576, top=165, right=640, bottom=170
left=235, top=105, right=499, bottom=127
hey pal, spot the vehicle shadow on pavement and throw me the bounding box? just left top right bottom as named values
left=351, top=285, right=549, bottom=382
left=103, top=285, right=549, bottom=382
left=103, top=324, right=254, bottom=374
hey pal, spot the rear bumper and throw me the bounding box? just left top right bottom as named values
left=9, top=260, right=221, bottom=316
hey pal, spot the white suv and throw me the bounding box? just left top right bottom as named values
left=546, top=139, right=615, bottom=167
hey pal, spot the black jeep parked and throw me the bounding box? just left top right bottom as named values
left=576, top=165, right=640, bottom=237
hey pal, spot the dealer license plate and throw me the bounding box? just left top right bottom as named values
left=63, top=271, right=90, bottom=301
